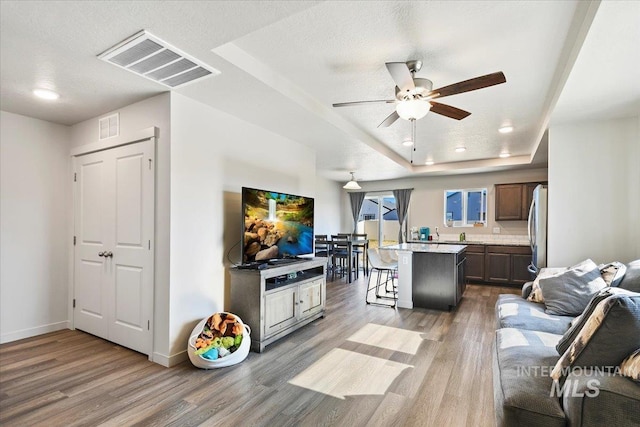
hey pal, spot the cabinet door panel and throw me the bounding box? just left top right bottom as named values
left=511, top=253, right=534, bottom=285
left=465, top=252, right=485, bottom=282
left=299, top=279, right=324, bottom=318
left=264, top=287, right=298, bottom=337
left=495, top=184, right=524, bottom=220
left=485, top=253, right=511, bottom=283
left=457, top=258, right=466, bottom=303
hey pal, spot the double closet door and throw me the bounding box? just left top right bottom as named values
left=73, top=139, right=155, bottom=356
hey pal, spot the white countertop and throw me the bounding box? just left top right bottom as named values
left=382, top=243, right=467, bottom=254
left=407, top=239, right=530, bottom=247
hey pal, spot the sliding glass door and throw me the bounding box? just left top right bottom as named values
left=357, top=194, right=398, bottom=249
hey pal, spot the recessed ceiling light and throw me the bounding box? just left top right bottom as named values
left=455, top=147, right=466, bottom=153
left=425, top=160, right=435, bottom=166
left=33, top=89, right=60, bottom=100
left=499, top=126, right=513, bottom=134
left=402, top=140, right=414, bottom=147
left=499, top=152, right=511, bottom=158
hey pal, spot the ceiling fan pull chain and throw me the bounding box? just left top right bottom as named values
left=410, top=118, right=416, bottom=164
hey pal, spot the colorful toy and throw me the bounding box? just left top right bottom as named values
left=188, top=312, right=251, bottom=369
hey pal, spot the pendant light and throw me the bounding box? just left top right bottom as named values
left=343, top=172, right=361, bottom=190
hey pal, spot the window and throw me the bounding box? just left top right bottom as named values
left=357, top=194, right=398, bottom=248
left=444, top=188, right=487, bottom=227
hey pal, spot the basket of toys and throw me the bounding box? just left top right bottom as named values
left=187, top=312, right=251, bottom=369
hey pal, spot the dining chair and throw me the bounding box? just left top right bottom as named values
left=314, top=234, right=330, bottom=257
left=314, top=234, right=333, bottom=275
left=330, top=235, right=358, bottom=282
left=366, top=247, right=398, bottom=308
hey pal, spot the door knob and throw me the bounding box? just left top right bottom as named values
left=104, top=251, right=113, bottom=258
left=98, top=252, right=105, bottom=257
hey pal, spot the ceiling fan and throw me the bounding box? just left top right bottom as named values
left=332, top=60, right=506, bottom=128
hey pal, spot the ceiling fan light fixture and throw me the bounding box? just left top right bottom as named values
left=396, top=99, right=431, bottom=121
left=343, top=172, right=361, bottom=190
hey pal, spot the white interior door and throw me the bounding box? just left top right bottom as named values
left=73, top=151, right=111, bottom=339
left=73, top=139, right=155, bottom=356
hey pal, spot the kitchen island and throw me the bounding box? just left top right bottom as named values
left=381, top=243, right=467, bottom=310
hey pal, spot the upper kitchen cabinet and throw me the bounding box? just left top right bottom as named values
left=495, top=182, right=547, bottom=221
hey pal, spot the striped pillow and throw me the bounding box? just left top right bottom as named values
left=551, top=292, right=640, bottom=381
left=620, top=348, right=640, bottom=382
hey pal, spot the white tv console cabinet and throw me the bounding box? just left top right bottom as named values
left=229, top=258, right=327, bottom=352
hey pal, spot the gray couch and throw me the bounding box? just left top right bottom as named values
left=493, top=260, right=640, bottom=427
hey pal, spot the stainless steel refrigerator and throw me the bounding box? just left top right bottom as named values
left=528, top=184, right=548, bottom=274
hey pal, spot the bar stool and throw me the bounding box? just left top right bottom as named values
left=351, top=233, right=368, bottom=276
left=366, top=248, right=398, bottom=308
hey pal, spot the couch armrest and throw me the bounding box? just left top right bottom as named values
left=521, top=281, right=534, bottom=299
left=563, top=373, right=640, bottom=427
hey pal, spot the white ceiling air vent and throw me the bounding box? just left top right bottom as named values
left=99, top=113, right=119, bottom=140
left=98, top=30, right=220, bottom=88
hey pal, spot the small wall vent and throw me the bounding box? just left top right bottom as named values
left=98, top=30, right=220, bottom=88
left=99, top=113, right=119, bottom=140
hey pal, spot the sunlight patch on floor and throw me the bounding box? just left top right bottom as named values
left=347, top=323, right=424, bottom=355
left=288, top=348, right=413, bottom=400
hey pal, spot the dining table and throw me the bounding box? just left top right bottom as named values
left=315, top=236, right=369, bottom=283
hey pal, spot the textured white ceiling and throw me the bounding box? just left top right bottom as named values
left=1, top=1, right=636, bottom=183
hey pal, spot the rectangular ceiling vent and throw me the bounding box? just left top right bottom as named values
left=98, top=30, right=220, bottom=88
left=99, top=113, right=119, bottom=140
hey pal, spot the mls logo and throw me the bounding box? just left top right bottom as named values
left=550, top=379, right=600, bottom=398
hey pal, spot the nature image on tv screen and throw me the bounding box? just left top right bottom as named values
left=242, top=188, right=314, bottom=263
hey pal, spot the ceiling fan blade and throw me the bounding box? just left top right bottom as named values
left=332, top=99, right=396, bottom=107
left=429, top=102, right=471, bottom=120
left=385, top=62, right=415, bottom=93
left=429, top=71, right=506, bottom=99
left=378, top=111, right=400, bottom=128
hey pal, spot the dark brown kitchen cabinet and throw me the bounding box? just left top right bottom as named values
left=464, top=245, right=485, bottom=282
left=495, top=182, right=547, bottom=221
left=485, top=252, right=511, bottom=283
left=495, top=184, right=524, bottom=220
left=419, top=242, right=532, bottom=286
left=485, top=245, right=533, bottom=285
left=511, top=253, right=534, bottom=285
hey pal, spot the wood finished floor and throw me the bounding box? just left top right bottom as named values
left=0, top=277, right=519, bottom=427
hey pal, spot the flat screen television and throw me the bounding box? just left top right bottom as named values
left=241, top=187, right=314, bottom=264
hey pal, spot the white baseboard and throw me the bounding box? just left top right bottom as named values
left=152, top=349, right=188, bottom=367
left=0, top=321, right=70, bottom=344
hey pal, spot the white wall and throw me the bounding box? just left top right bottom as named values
left=313, top=176, right=343, bottom=236
left=1, top=111, right=71, bottom=342
left=347, top=168, right=549, bottom=240
left=1, top=92, right=342, bottom=363
left=70, top=93, right=173, bottom=363
left=169, top=92, right=341, bottom=361
left=548, top=116, right=640, bottom=266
